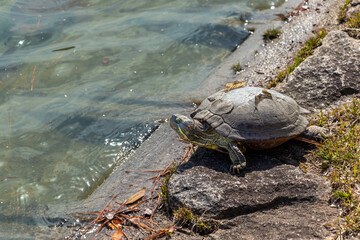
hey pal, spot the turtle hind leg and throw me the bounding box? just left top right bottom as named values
left=301, top=125, right=329, bottom=141
left=227, top=141, right=246, bottom=174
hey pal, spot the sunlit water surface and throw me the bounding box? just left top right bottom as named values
left=0, top=0, right=285, bottom=237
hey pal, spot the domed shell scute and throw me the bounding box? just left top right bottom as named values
left=191, top=87, right=309, bottom=142
left=209, top=99, right=233, bottom=115
left=206, top=114, right=224, bottom=128
left=190, top=109, right=211, bottom=120
left=214, top=122, right=232, bottom=137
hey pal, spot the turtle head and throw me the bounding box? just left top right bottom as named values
left=170, top=114, right=210, bottom=143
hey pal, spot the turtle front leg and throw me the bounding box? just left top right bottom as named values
left=227, top=141, right=246, bottom=174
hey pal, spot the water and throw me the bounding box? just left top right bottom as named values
left=0, top=0, right=285, bottom=237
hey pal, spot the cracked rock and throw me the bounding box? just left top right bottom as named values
left=275, top=30, right=360, bottom=110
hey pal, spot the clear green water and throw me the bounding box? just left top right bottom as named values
left=0, top=0, right=284, bottom=237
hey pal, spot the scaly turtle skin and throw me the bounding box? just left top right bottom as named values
left=170, top=87, right=310, bottom=173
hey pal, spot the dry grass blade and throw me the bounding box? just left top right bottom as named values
left=125, top=188, right=146, bottom=205
left=294, top=136, right=323, bottom=147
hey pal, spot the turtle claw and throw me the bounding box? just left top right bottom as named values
left=230, top=163, right=246, bottom=174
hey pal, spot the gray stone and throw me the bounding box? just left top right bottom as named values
left=351, top=0, right=360, bottom=6
left=168, top=149, right=330, bottom=219
left=167, top=148, right=338, bottom=239
left=275, top=30, right=360, bottom=110
left=208, top=202, right=337, bottom=240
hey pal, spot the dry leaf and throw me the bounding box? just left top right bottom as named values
left=111, top=227, right=124, bottom=240
left=125, top=187, right=146, bottom=205
left=224, top=81, right=246, bottom=92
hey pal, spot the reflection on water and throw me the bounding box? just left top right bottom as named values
left=0, top=0, right=283, bottom=237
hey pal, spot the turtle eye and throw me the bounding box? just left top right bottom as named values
left=175, top=117, right=181, bottom=124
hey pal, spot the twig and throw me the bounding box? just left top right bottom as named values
left=36, top=15, right=41, bottom=29
left=30, top=65, right=36, bottom=92
left=96, top=219, right=110, bottom=234
left=122, top=230, right=130, bottom=240
left=150, top=195, right=161, bottom=223
left=6, top=110, right=11, bottom=133
left=150, top=144, right=193, bottom=193
left=150, top=160, right=175, bottom=193
left=83, top=189, right=122, bottom=230
left=55, top=53, right=64, bottom=61
left=144, top=225, right=176, bottom=240
left=125, top=170, right=164, bottom=173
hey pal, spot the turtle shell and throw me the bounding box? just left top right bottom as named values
left=190, top=87, right=309, bottom=150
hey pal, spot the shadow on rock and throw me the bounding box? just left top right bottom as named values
left=168, top=143, right=331, bottom=220
left=177, top=140, right=312, bottom=176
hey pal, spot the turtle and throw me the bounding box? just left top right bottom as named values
left=170, top=87, right=322, bottom=174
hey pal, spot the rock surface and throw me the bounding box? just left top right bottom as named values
left=206, top=201, right=337, bottom=240
left=167, top=147, right=339, bottom=239
left=276, top=30, right=360, bottom=110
